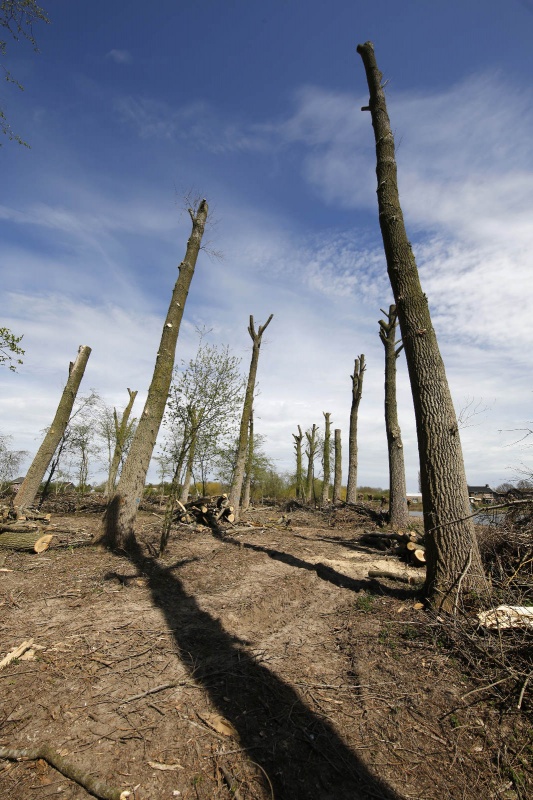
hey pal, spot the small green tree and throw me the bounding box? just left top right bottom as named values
left=0, top=433, right=27, bottom=495
left=0, top=327, right=24, bottom=371
left=292, top=425, right=304, bottom=500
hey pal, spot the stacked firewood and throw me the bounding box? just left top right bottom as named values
left=0, top=505, right=54, bottom=552
left=359, top=529, right=426, bottom=566
left=174, top=494, right=235, bottom=527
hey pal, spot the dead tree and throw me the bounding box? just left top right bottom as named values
left=379, top=305, right=409, bottom=528
left=97, top=200, right=208, bottom=550
left=305, top=423, right=319, bottom=503
left=333, top=428, right=342, bottom=502
left=228, top=314, right=273, bottom=521
left=321, top=412, right=331, bottom=505
left=346, top=355, right=365, bottom=503
left=357, top=42, right=488, bottom=609
left=293, top=425, right=304, bottom=499
left=14, top=345, right=91, bottom=511
left=241, top=409, right=254, bottom=512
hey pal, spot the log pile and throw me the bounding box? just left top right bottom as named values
left=360, top=529, right=426, bottom=566
left=0, top=504, right=55, bottom=552
left=174, top=494, right=235, bottom=527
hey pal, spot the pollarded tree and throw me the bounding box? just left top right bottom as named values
left=97, top=389, right=138, bottom=498
left=346, top=355, right=365, bottom=504
left=321, top=412, right=332, bottom=506
left=14, top=345, right=92, bottom=511
left=293, top=425, right=304, bottom=500
left=305, top=423, right=320, bottom=503
left=228, top=314, right=273, bottom=521
left=333, top=428, right=342, bottom=503
left=98, top=200, right=208, bottom=550
left=357, top=42, right=488, bottom=609
left=379, top=305, right=409, bottom=528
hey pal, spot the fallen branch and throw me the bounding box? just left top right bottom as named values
left=0, top=745, right=130, bottom=800
left=0, top=639, right=34, bottom=670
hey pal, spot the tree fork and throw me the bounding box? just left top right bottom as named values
left=357, top=42, right=487, bottom=609
left=379, top=305, right=409, bottom=528
left=229, top=313, right=273, bottom=521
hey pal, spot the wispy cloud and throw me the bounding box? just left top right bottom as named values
left=106, top=49, right=133, bottom=65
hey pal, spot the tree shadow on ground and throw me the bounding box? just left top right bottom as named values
left=124, top=536, right=404, bottom=800
left=212, top=529, right=421, bottom=602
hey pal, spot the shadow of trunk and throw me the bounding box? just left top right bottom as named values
left=122, top=536, right=403, bottom=800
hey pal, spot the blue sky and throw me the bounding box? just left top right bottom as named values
left=2, top=0, right=533, bottom=491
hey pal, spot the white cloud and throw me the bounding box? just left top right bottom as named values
left=106, top=49, right=133, bottom=65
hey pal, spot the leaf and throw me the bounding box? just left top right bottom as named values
left=148, top=761, right=184, bottom=771
left=198, top=712, right=238, bottom=737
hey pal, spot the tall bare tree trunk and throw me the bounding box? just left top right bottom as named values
left=379, top=306, right=409, bottom=528
left=346, top=355, right=365, bottom=504
left=241, top=410, right=254, bottom=512
left=293, top=425, right=304, bottom=499
left=305, top=423, right=319, bottom=503
left=321, top=412, right=331, bottom=506
left=14, top=345, right=91, bottom=511
left=98, top=200, right=208, bottom=550
left=229, top=314, right=273, bottom=521
left=106, top=388, right=137, bottom=498
left=333, top=428, right=342, bottom=502
left=357, top=43, right=487, bottom=610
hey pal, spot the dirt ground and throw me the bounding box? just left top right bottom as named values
left=0, top=501, right=531, bottom=800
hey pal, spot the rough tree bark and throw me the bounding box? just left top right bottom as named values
left=228, top=314, right=273, bottom=521
left=333, top=428, right=342, bottom=502
left=357, top=42, right=487, bottom=609
left=241, top=409, right=254, bottom=512
left=321, top=412, right=331, bottom=506
left=379, top=305, right=409, bottom=528
left=305, top=423, right=319, bottom=503
left=345, top=355, right=365, bottom=504
left=106, top=388, right=138, bottom=498
left=293, top=425, right=304, bottom=499
left=97, top=200, right=208, bottom=550
left=14, top=345, right=92, bottom=511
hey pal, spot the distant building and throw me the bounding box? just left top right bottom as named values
left=467, top=484, right=497, bottom=504
left=406, top=492, right=422, bottom=503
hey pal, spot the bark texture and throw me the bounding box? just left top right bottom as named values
left=321, top=412, right=331, bottom=505
left=357, top=42, right=487, bottom=609
left=106, top=388, right=137, bottom=498
left=345, top=355, right=365, bottom=504
left=98, top=200, right=208, bottom=550
left=228, top=314, right=273, bottom=520
left=379, top=305, right=409, bottom=528
left=305, top=423, right=319, bottom=503
left=14, top=345, right=91, bottom=511
left=333, top=428, right=342, bottom=503
left=293, top=426, right=304, bottom=499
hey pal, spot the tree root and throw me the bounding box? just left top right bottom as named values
left=0, top=745, right=130, bottom=799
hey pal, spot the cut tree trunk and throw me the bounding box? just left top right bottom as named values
left=229, top=314, right=273, bottom=521
left=0, top=531, right=54, bottom=552
left=357, top=41, right=488, bottom=610
left=14, top=346, right=91, bottom=511
left=97, top=200, right=208, bottom=551
left=346, top=355, right=365, bottom=504
left=379, top=305, right=409, bottom=528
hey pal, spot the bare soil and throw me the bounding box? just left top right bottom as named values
left=0, top=502, right=531, bottom=800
